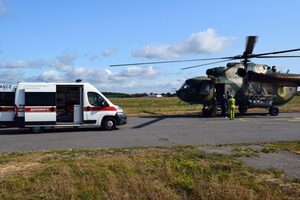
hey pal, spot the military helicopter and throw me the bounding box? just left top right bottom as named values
left=111, top=36, right=300, bottom=117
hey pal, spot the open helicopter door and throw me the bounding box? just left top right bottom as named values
left=215, top=84, right=225, bottom=102
left=24, top=84, right=56, bottom=126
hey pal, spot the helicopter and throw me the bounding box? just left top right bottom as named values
left=111, top=36, right=300, bottom=117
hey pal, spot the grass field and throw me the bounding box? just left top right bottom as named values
left=1, top=97, right=299, bottom=199
left=1, top=144, right=300, bottom=199
left=110, top=96, right=300, bottom=116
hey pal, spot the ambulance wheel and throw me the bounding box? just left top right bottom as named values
left=31, top=127, right=45, bottom=133
left=269, top=107, right=279, bottom=116
left=102, top=117, right=117, bottom=130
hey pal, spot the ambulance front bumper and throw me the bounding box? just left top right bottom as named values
left=116, top=112, right=127, bottom=125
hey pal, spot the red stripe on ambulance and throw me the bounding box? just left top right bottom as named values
left=0, top=107, right=15, bottom=112
left=24, top=107, right=56, bottom=112
left=84, top=106, right=117, bottom=111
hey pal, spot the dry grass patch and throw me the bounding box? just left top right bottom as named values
left=262, top=141, right=300, bottom=154
left=0, top=146, right=300, bottom=199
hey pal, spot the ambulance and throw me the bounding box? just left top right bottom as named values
left=0, top=81, right=127, bottom=132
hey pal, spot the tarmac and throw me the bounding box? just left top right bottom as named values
left=0, top=112, right=300, bottom=152
left=199, top=144, right=300, bottom=179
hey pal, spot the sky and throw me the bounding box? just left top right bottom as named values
left=1, top=0, right=300, bottom=93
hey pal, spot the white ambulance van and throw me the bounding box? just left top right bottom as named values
left=1, top=81, right=127, bottom=132
left=0, top=84, right=16, bottom=127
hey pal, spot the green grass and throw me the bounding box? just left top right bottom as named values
left=111, top=97, right=202, bottom=116
left=1, top=146, right=300, bottom=199
left=280, top=95, right=300, bottom=112
left=263, top=141, right=300, bottom=154
left=111, top=96, right=300, bottom=116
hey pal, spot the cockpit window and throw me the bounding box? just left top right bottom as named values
left=198, top=81, right=210, bottom=93
left=180, top=82, right=190, bottom=89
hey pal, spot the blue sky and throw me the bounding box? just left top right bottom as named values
left=1, top=0, right=300, bottom=93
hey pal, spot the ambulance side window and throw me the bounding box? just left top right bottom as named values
left=0, top=92, right=15, bottom=106
left=88, top=92, right=107, bottom=107
left=25, top=92, right=56, bottom=106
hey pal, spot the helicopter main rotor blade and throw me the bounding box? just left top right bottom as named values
left=243, top=36, right=257, bottom=56
left=252, top=48, right=300, bottom=57
left=256, top=55, right=300, bottom=58
left=181, top=59, right=235, bottom=70
left=110, top=57, right=233, bottom=67
left=110, top=36, right=300, bottom=69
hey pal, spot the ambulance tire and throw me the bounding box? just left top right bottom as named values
left=102, top=117, right=117, bottom=130
left=30, top=127, right=45, bottom=133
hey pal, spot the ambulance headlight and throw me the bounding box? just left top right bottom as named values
left=116, top=106, right=123, bottom=113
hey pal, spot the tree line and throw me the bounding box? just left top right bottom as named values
left=102, top=92, right=177, bottom=98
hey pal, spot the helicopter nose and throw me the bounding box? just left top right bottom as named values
left=176, top=89, right=189, bottom=102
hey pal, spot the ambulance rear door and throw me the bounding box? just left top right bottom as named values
left=24, top=84, right=56, bottom=125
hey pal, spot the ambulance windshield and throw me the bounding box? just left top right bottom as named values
left=88, top=92, right=107, bottom=107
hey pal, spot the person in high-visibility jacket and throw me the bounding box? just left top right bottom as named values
left=228, top=95, right=236, bottom=120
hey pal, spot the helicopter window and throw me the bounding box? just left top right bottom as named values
left=198, top=82, right=210, bottom=93
left=183, top=84, right=190, bottom=89
left=181, top=83, right=190, bottom=89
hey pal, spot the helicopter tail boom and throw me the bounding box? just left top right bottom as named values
left=247, top=71, right=300, bottom=86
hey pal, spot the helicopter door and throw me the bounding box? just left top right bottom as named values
left=215, top=84, right=225, bottom=102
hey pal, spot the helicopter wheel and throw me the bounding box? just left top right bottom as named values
left=202, top=107, right=210, bottom=117
left=209, top=106, right=217, bottom=118
left=238, top=105, right=248, bottom=114
left=269, top=106, right=279, bottom=116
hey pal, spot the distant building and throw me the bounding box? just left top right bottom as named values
left=148, top=94, right=163, bottom=98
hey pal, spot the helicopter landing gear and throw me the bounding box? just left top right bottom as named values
left=269, top=106, right=279, bottom=116
left=202, top=107, right=210, bottom=117
left=238, top=105, right=248, bottom=114
left=202, top=105, right=217, bottom=117
left=209, top=106, right=217, bottom=117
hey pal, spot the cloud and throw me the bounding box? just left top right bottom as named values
left=0, top=65, right=175, bottom=93
left=0, top=69, right=25, bottom=83
left=132, top=28, right=232, bottom=59
left=84, top=49, right=116, bottom=61
left=119, top=66, right=158, bottom=78
left=0, top=0, right=6, bottom=15
left=31, top=70, right=64, bottom=82
left=0, top=53, right=168, bottom=92
left=0, top=52, right=76, bottom=72
left=66, top=67, right=113, bottom=83
left=102, top=49, right=116, bottom=57
left=56, top=52, right=76, bottom=65
left=87, top=54, right=100, bottom=61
